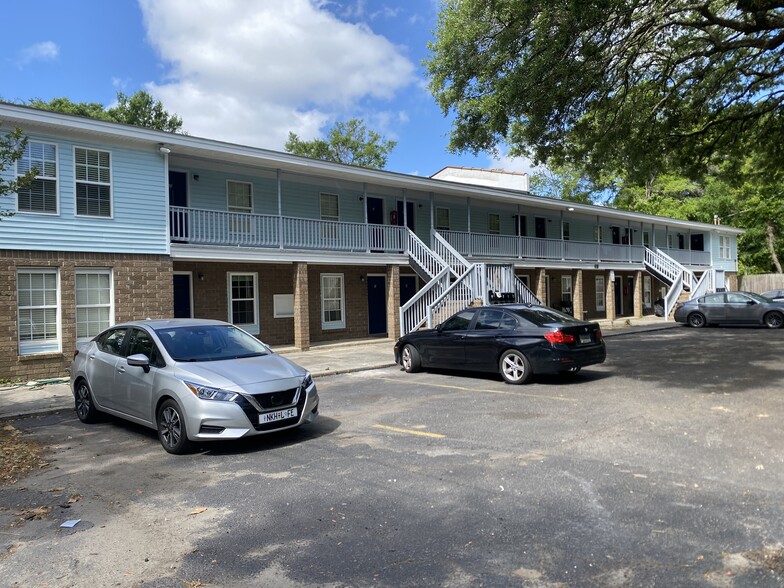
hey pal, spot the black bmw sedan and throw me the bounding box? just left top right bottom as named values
left=394, top=304, right=606, bottom=385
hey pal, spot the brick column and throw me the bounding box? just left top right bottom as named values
left=293, top=262, right=310, bottom=350
left=573, top=269, right=584, bottom=320
left=606, top=272, right=616, bottom=320
left=535, top=268, right=547, bottom=305
left=386, top=264, right=401, bottom=339
left=633, top=270, right=643, bottom=317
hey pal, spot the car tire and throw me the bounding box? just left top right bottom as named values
left=157, top=399, right=194, bottom=455
left=74, top=380, right=100, bottom=424
left=401, top=344, right=421, bottom=373
left=499, top=349, right=533, bottom=385
left=687, top=312, right=706, bottom=328
left=763, top=311, right=784, bottom=329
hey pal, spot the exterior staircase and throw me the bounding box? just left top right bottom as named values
left=399, top=229, right=540, bottom=336
left=644, top=248, right=716, bottom=318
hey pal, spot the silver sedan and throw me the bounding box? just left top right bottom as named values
left=673, top=291, right=784, bottom=329
left=70, top=319, right=319, bottom=454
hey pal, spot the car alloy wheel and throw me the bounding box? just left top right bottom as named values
left=74, top=381, right=99, bottom=423
left=499, top=349, right=532, bottom=385
left=157, top=399, right=193, bottom=455
left=687, top=312, right=706, bottom=328
left=401, top=344, right=421, bottom=373
left=764, top=311, right=784, bottom=329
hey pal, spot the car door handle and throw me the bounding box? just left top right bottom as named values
left=88, top=354, right=96, bottom=360
left=117, top=366, right=126, bottom=374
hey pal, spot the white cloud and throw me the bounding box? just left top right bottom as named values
left=138, top=0, right=415, bottom=149
left=16, top=41, right=59, bottom=67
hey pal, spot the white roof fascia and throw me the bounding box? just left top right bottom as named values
left=1, top=102, right=744, bottom=236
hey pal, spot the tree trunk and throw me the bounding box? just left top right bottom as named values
left=766, top=221, right=782, bottom=273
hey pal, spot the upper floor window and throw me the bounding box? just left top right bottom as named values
left=17, top=141, right=58, bottom=214
left=227, top=180, right=252, bottom=213
left=594, top=225, right=602, bottom=243
left=563, top=221, right=571, bottom=241
left=718, top=236, right=731, bottom=259
left=76, top=269, right=113, bottom=340
left=75, top=147, right=111, bottom=217
left=436, top=207, right=450, bottom=231
left=320, top=193, right=339, bottom=221
left=488, top=213, right=500, bottom=235
left=643, top=231, right=650, bottom=248
left=17, top=268, right=60, bottom=355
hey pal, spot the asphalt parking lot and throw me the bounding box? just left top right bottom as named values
left=2, top=327, right=784, bottom=587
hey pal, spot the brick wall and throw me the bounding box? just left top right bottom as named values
left=0, top=250, right=172, bottom=382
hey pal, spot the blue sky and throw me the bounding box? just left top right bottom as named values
left=2, top=0, right=537, bottom=177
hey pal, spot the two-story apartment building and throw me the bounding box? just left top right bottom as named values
left=0, top=103, right=743, bottom=381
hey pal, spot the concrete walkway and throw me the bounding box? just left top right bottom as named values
left=0, top=315, right=677, bottom=420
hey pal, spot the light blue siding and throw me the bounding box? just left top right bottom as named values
left=0, top=130, right=167, bottom=254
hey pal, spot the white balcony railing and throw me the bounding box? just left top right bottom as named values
left=170, top=207, right=714, bottom=267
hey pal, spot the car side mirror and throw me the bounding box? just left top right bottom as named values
left=127, top=353, right=151, bottom=373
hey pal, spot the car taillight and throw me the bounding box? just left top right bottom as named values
left=595, top=329, right=603, bottom=341
left=544, top=330, right=575, bottom=344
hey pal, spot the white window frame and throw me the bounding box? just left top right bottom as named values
left=227, top=180, right=254, bottom=239
left=436, top=207, right=450, bottom=231
left=17, top=268, right=61, bottom=355
left=488, top=213, right=500, bottom=235
left=320, top=192, right=339, bottom=221
left=228, top=272, right=259, bottom=334
left=561, top=275, right=573, bottom=303
left=595, top=275, right=605, bottom=312
left=643, top=275, right=652, bottom=309
left=75, top=268, right=114, bottom=340
left=17, top=141, right=59, bottom=215
left=74, top=146, right=112, bottom=218
left=718, top=236, right=731, bottom=259
left=321, top=273, right=345, bottom=330
left=594, top=225, right=602, bottom=243
left=273, top=294, right=294, bottom=318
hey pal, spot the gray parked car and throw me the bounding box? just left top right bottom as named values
left=70, top=319, right=319, bottom=454
left=673, top=291, right=784, bottom=329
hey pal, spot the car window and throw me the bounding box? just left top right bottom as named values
left=97, top=328, right=128, bottom=356
left=726, top=293, right=750, bottom=304
left=156, top=324, right=269, bottom=362
left=126, top=328, right=162, bottom=366
left=440, top=310, right=475, bottom=332
left=474, top=309, right=505, bottom=330
left=500, top=313, right=519, bottom=329
left=703, top=293, right=725, bottom=304
left=509, top=306, right=579, bottom=326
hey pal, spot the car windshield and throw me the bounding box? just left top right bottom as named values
left=745, top=292, right=770, bottom=304
left=155, top=325, right=270, bottom=362
left=509, top=306, right=582, bottom=326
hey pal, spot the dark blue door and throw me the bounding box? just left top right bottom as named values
left=400, top=275, right=417, bottom=306
left=367, top=276, right=386, bottom=335
left=173, top=274, right=192, bottom=318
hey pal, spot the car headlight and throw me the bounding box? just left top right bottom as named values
left=301, top=373, right=313, bottom=390
left=184, top=381, right=239, bottom=402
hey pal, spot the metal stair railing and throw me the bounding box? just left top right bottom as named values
left=431, top=230, right=470, bottom=277
left=663, top=272, right=684, bottom=319
left=689, top=269, right=715, bottom=300
left=514, top=276, right=541, bottom=305
left=406, top=229, right=449, bottom=281
left=427, top=265, right=484, bottom=328
left=399, top=266, right=453, bottom=336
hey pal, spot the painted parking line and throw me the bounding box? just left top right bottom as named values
left=377, top=377, right=576, bottom=402
left=372, top=424, right=447, bottom=439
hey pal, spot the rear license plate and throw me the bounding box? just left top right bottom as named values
left=259, top=407, right=298, bottom=424
left=579, top=334, right=592, bottom=344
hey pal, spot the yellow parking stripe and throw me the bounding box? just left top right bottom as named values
left=377, top=377, right=575, bottom=402
left=373, top=424, right=446, bottom=438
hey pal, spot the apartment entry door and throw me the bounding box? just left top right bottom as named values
left=173, top=273, right=192, bottom=318
left=367, top=275, right=387, bottom=335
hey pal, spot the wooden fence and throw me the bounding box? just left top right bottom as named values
left=739, top=274, right=784, bottom=293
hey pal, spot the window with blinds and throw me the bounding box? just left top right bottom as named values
left=75, top=147, right=111, bottom=217
left=17, top=269, right=60, bottom=355
left=321, top=274, right=345, bottom=329
left=17, top=142, right=58, bottom=214
left=76, top=269, right=113, bottom=339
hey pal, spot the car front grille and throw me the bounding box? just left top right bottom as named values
left=234, top=386, right=307, bottom=432
left=250, top=387, right=298, bottom=409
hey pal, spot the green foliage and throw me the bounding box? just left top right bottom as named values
left=0, top=125, right=37, bottom=220
left=426, top=0, right=784, bottom=179
left=285, top=119, right=396, bottom=169
left=22, top=91, right=184, bottom=133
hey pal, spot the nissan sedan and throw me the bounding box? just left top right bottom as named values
left=70, top=319, right=319, bottom=454
left=674, top=291, right=784, bottom=328
left=394, top=304, right=606, bottom=384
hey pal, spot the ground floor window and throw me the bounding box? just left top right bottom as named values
left=76, top=269, right=113, bottom=339
left=321, top=273, right=345, bottom=329
left=643, top=275, right=652, bottom=309
left=17, top=268, right=60, bottom=355
left=595, top=275, right=605, bottom=312
left=228, top=273, right=259, bottom=334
